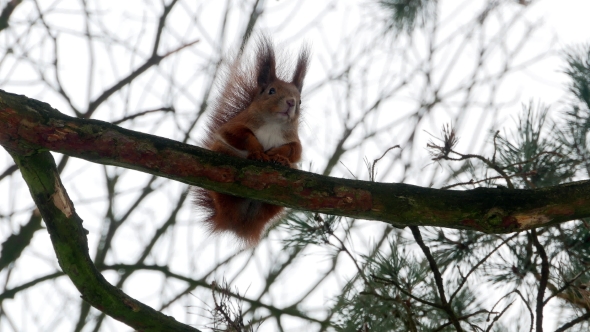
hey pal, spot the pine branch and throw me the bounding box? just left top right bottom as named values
left=3, top=90, right=590, bottom=234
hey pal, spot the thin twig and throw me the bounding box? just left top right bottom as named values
left=530, top=230, right=549, bottom=332
left=370, top=145, right=400, bottom=181
left=450, top=233, right=519, bottom=302
left=409, top=226, right=464, bottom=331
left=448, top=152, right=515, bottom=189
left=0, top=164, right=17, bottom=181
left=85, top=0, right=185, bottom=119
left=111, top=107, right=175, bottom=125
left=492, top=130, right=500, bottom=164
left=441, top=171, right=538, bottom=190
left=502, top=151, right=564, bottom=169
left=369, top=275, right=444, bottom=309
left=553, top=311, right=590, bottom=332
left=543, top=267, right=590, bottom=306
left=485, top=301, right=514, bottom=332
left=432, top=310, right=489, bottom=332
left=0, top=0, right=22, bottom=31
left=514, top=289, right=534, bottom=332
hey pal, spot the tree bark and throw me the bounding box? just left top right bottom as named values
left=4, top=88, right=590, bottom=331
left=8, top=150, right=199, bottom=331
left=2, top=89, right=589, bottom=234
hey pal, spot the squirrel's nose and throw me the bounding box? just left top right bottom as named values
left=286, top=99, right=295, bottom=107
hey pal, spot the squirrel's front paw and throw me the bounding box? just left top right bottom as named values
left=248, top=151, right=270, bottom=162
left=269, top=154, right=291, bottom=167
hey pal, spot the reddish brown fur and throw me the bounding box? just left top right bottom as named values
left=193, top=37, right=309, bottom=245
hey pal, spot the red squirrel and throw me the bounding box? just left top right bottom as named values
left=193, top=37, right=309, bottom=244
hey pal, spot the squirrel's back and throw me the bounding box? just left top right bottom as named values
left=193, top=37, right=309, bottom=245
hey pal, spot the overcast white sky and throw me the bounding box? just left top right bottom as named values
left=3, top=1, right=590, bottom=331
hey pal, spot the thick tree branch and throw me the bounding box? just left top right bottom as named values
left=2, top=89, right=590, bottom=233
left=7, top=150, right=198, bottom=331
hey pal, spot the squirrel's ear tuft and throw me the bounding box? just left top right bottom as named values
left=255, top=37, right=277, bottom=88
left=292, top=45, right=310, bottom=93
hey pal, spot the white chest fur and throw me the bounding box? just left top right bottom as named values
left=254, top=122, right=288, bottom=150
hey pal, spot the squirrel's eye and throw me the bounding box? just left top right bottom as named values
left=268, top=88, right=276, bottom=95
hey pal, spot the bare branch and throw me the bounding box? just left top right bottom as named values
left=7, top=150, right=199, bottom=331
left=3, top=90, right=590, bottom=233
left=0, top=0, right=21, bottom=31
left=410, top=226, right=463, bottom=331
left=530, top=229, right=549, bottom=332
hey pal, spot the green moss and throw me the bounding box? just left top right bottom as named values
left=484, top=208, right=506, bottom=226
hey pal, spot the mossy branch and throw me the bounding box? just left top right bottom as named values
left=2, top=89, right=590, bottom=234
left=7, top=150, right=199, bottom=331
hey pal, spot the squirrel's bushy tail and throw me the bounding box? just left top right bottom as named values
left=192, top=35, right=309, bottom=245
left=193, top=188, right=283, bottom=244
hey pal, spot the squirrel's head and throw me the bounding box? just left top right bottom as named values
left=250, top=38, right=309, bottom=123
